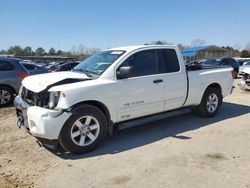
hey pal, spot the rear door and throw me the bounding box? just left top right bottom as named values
left=116, top=49, right=165, bottom=121
left=157, top=49, right=187, bottom=111
left=0, top=60, right=21, bottom=93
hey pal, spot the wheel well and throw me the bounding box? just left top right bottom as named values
left=207, top=83, right=222, bottom=94
left=0, top=84, right=17, bottom=94
left=69, top=100, right=111, bottom=122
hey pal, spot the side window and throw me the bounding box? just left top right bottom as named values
left=157, top=49, right=180, bottom=73
left=0, top=61, right=14, bottom=71
left=23, top=64, right=35, bottom=70
left=120, top=50, right=157, bottom=77
left=35, top=66, right=42, bottom=70
left=61, top=65, right=68, bottom=70
left=221, top=59, right=229, bottom=65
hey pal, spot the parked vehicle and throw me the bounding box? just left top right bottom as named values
left=46, top=64, right=59, bottom=72
left=45, top=61, right=67, bottom=72
left=202, top=59, right=221, bottom=65
left=14, top=45, right=234, bottom=154
left=239, top=65, right=250, bottom=90
left=53, top=62, right=79, bottom=72
left=22, top=60, right=35, bottom=64
left=0, top=57, right=29, bottom=106
left=21, top=62, right=48, bottom=75
left=243, top=61, right=250, bottom=66
left=239, top=61, right=250, bottom=76
left=36, top=63, right=47, bottom=68
left=201, top=58, right=239, bottom=78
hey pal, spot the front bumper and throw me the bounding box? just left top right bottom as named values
left=14, top=96, right=72, bottom=140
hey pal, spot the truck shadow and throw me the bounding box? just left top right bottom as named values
left=50, top=102, right=250, bottom=159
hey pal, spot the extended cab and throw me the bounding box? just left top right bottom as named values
left=14, top=45, right=234, bottom=153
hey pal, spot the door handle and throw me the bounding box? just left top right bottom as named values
left=153, top=79, right=163, bottom=84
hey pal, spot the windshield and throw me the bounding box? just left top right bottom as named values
left=73, top=50, right=125, bottom=75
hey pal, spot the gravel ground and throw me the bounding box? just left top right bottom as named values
left=0, top=79, right=250, bottom=188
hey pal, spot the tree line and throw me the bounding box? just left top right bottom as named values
left=1, top=40, right=250, bottom=58
left=0, top=44, right=101, bottom=57
left=0, top=46, right=62, bottom=56
left=147, top=39, right=250, bottom=58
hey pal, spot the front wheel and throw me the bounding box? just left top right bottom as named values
left=59, top=105, right=108, bottom=154
left=193, top=87, right=222, bottom=117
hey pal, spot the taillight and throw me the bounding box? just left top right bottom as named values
left=231, top=70, right=235, bottom=79
left=17, top=72, right=28, bottom=78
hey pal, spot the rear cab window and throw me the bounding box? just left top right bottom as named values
left=157, top=49, right=180, bottom=73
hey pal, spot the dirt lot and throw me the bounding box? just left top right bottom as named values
left=0, top=80, right=250, bottom=188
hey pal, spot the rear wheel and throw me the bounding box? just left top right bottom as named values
left=193, top=87, right=222, bottom=117
left=0, top=86, right=15, bottom=107
left=59, top=105, right=108, bottom=154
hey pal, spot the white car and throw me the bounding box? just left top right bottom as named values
left=14, top=45, right=234, bottom=154
left=239, top=62, right=250, bottom=90
left=239, top=61, right=250, bottom=76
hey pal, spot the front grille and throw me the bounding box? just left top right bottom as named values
left=21, top=87, right=50, bottom=108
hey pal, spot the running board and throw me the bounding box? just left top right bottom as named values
left=117, top=107, right=191, bottom=130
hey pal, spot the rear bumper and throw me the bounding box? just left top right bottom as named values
left=14, top=96, right=72, bottom=140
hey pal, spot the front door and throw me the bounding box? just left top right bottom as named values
left=116, top=49, right=164, bottom=122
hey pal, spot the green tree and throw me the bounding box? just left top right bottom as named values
left=148, top=40, right=172, bottom=45
left=0, top=50, right=7, bottom=54
left=35, top=47, right=45, bottom=56
left=222, top=46, right=240, bottom=56
left=48, top=48, right=56, bottom=55
left=7, top=45, right=23, bottom=56
left=177, top=43, right=190, bottom=51
left=241, top=50, right=250, bottom=57
left=56, top=50, right=63, bottom=55
left=23, top=46, right=32, bottom=56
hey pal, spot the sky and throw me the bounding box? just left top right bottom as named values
left=0, top=0, right=249, bottom=51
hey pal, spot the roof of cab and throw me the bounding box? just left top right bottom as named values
left=107, top=45, right=177, bottom=53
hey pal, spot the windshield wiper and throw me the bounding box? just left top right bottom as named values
left=73, top=69, right=93, bottom=77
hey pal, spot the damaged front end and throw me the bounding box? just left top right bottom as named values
left=239, top=73, right=250, bottom=91
left=14, top=77, right=90, bottom=144
left=20, top=78, right=89, bottom=109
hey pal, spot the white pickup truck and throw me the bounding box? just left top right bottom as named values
left=14, top=45, right=234, bottom=154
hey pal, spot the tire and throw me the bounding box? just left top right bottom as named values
left=193, top=87, right=222, bottom=117
left=0, top=86, right=15, bottom=107
left=59, top=105, right=108, bottom=154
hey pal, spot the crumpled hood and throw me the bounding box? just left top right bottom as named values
left=22, top=71, right=89, bottom=93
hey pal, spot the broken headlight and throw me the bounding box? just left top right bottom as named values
left=48, top=91, right=60, bottom=109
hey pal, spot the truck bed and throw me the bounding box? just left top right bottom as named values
left=184, top=65, right=233, bottom=107
left=186, top=64, right=231, bottom=71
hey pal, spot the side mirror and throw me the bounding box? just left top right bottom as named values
left=117, top=66, right=134, bottom=79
